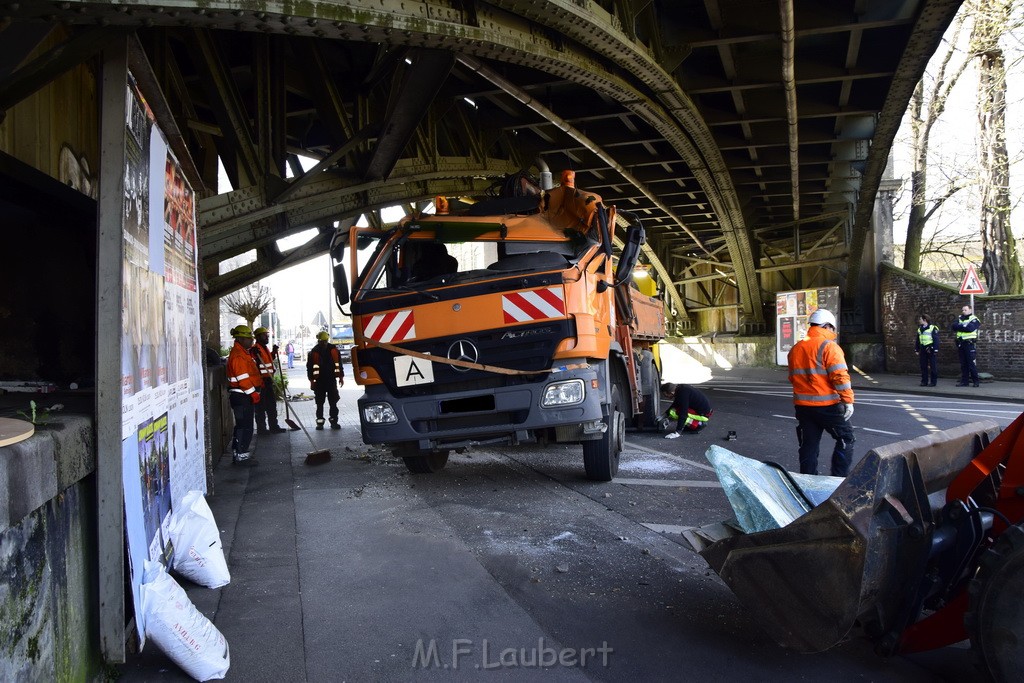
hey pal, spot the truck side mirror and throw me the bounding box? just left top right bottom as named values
left=333, top=262, right=350, bottom=306
left=612, top=223, right=645, bottom=288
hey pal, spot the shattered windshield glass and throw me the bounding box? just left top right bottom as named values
left=706, top=445, right=843, bottom=534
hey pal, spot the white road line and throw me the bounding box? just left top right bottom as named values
left=641, top=523, right=695, bottom=534
left=624, top=443, right=717, bottom=472
left=616, top=477, right=722, bottom=488
left=772, top=413, right=900, bottom=436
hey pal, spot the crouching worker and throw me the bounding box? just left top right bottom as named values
left=661, top=383, right=713, bottom=439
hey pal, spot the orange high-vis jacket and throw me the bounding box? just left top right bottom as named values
left=252, top=342, right=275, bottom=379
left=787, top=325, right=854, bottom=407
left=227, top=341, right=262, bottom=400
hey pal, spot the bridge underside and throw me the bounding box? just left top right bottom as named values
left=0, top=0, right=962, bottom=334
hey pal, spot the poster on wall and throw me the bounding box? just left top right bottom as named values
left=775, top=286, right=840, bottom=365
left=119, top=71, right=207, bottom=646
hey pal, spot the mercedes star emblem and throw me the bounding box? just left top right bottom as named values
left=447, top=339, right=479, bottom=371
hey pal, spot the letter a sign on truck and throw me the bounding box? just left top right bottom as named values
left=959, top=265, right=986, bottom=295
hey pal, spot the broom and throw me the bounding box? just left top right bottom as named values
left=292, top=410, right=332, bottom=466
left=275, top=358, right=331, bottom=464
left=275, top=356, right=301, bottom=431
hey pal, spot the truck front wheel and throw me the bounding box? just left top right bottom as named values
left=394, top=443, right=450, bottom=474
left=583, top=383, right=624, bottom=481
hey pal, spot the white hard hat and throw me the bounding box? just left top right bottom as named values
left=808, top=309, right=837, bottom=327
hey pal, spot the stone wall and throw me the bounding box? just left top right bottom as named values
left=0, top=417, right=99, bottom=680
left=880, top=264, right=1024, bottom=380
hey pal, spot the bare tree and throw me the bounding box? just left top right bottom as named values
left=971, top=0, right=1023, bottom=294
left=223, top=284, right=274, bottom=330
left=904, top=13, right=972, bottom=273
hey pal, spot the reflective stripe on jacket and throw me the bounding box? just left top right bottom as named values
left=307, top=345, right=343, bottom=382
left=955, top=315, right=980, bottom=341
left=787, top=325, right=854, bottom=407
left=227, top=341, right=262, bottom=396
left=252, top=343, right=275, bottom=378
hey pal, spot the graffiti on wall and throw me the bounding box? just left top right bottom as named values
left=58, top=144, right=97, bottom=199
left=978, top=310, right=1023, bottom=343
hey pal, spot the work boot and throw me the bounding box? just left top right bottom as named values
left=315, top=419, right=325, bottom=431
left=956, top=381, right=969, bottom=387
left=929, top=382, right=937, bottom=386
left=330, top=421, right=341, bottom=430
left=919, top=382, right=928, bottom=386
left=973, top=382, right=980, bottom=387
left=256, top=426, right=268, bottom=434
left=233, top=450, right=251, bottom=463
left=268, top=425, right=288, bottom=434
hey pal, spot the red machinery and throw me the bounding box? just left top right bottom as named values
left=686, top=413, right=1024, bottom=681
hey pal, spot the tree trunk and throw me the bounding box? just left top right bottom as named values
left=973, top=0, right=1022, bottom=295
left=904, top=81, right=926, bottom=273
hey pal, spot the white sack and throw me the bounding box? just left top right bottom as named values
left=141, top=560, right=230, bottom=681
left=168, top=490, right=231, bottom=588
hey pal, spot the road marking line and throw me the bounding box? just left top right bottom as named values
left=616, top=477, right=722, bottom=488
left=624, top=443, right=717, bottom=472
left=774, top=413, right=900, bottom=436
left=641, top=523, right=695, bottom=534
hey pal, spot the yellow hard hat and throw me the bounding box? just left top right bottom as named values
left=253, top=327, right=269, bottom=336
left=231, top=325, right=254, bottom=339
left=316, top=331, right=329, bottom=341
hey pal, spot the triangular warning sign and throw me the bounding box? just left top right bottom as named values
left=960, top=265, right=986, bottom=295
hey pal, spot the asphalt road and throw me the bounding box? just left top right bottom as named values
left=352, top=376, right=1018, bottom=681
left=121, top=371, right=1022, bottom=681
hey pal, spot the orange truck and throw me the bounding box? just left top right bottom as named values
left=333, top=173, right=665, bottom=480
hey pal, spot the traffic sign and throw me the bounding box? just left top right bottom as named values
left=959, top=265, right=985, bottom=295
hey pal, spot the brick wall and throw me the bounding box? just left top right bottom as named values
left=880, top=264, right=1024, bottom=380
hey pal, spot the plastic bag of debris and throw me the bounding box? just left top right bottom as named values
left=168, top=490, right=231, bottom=588
left=141, top=561, right=230, bottom=681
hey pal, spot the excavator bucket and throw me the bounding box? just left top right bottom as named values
left=684, top=420, right=1002, bottom=653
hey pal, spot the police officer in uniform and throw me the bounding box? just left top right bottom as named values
left=952, top=305, right=981, bottom=387
left=914, top=314, right=939, bottom=386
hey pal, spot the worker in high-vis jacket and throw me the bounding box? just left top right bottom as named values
left=226, top=325, right=262, bottom=463
left=787, top=309, right=855, bottom=477
left=306, top=331, right=345, bottom=430
left=251, top=327, right=286, bottom=434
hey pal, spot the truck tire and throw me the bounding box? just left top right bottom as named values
left=583, top=382, right=624, bottom=481
left=394, top=443, right=450, bottom=474
left=966, top=521, right=1024, bottom=682
left=637, top=350, right=660, bottom=430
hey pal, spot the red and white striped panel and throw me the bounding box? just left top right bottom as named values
left=362, top=309, right=416, bottom=343
left=502, top=287, right=566, bottom=324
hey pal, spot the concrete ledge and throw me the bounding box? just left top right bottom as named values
left=0, top=416, right=94, bottom=531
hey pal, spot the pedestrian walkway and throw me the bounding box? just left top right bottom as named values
left=117, top=364, right=1022, bottom=681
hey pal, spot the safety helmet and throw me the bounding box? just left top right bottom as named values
left=253, top=327, right=269, bottom=336
left=316, top=331, right=329, bottom=341
left=231, top=325, right=254, bottom=339
left=808, top=309, right=837, bottom=327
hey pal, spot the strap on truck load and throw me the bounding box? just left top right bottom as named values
left=365, top=339, right=589, bottom=376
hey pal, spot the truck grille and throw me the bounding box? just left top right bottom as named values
left=360, top=318, right=576, bottom=396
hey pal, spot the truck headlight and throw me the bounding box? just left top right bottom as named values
left=363, top=403, right=398, bottom=424
left=542, top=379, right=585, bottom=407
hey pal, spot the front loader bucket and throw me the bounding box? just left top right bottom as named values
left=684, top=421, right=1001, bottom=653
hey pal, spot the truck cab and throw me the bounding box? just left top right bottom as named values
left=337, top=176, right=662, bottom=480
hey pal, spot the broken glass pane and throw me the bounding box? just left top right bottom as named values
left=706, top=445, right=843, bottom=533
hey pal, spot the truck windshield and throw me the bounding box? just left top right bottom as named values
left=354, top=234, right=582, bottom=301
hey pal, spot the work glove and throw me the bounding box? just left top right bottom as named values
left=841, top=403, right=854, bottom=421
left=272, top=344, right=279, bottom=356
left=251, top=392, right=261, bottom=404
left=667, top=408, right=679, bottom=420
left=310, top=382, right=316, bottom=391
